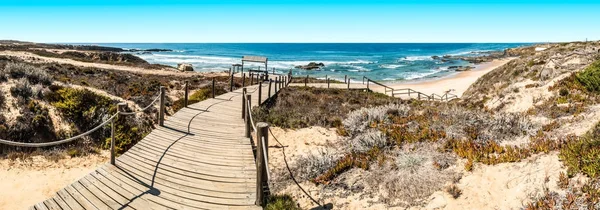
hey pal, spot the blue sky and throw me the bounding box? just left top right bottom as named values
left=0, top=0, right=599, bottom=43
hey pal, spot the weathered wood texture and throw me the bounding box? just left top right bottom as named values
left=31, top=83, right=277, bottom=210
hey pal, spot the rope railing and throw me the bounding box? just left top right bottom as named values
left=260, top=136, right=271, bottom=181
left=119, top=93, right=161, bottom=115
left=0, top=113, right=118, bottom=147
left=242, top=76, right=294, bottom=207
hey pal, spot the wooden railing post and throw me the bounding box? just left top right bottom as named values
left=347, top=78, right=350, bottom=90
left=242, top=73, right=246, bottom=87
left=184, top=81, right=189, bottom=107
left=304, top=75, right=308, bottom=87
left=111, top=102, right=127, bottom=165
left=283, top=77, right=286, bottom=87
left=345, top=75, right=347, bottom=84
left=327, top=78, right=330, bottom=88
left=258, top=82, right=262, bottom=105
left=367, top=79, right=369, bottom=91
left=256, top=122, right=269, bottom=206
left=268, top=79, right=272, bottom=98
left=245, top=94, right=252, bottom=138
left=212, top=78, right=216, bottom=98
left=230, top=73, right=234, bottom=91
left=242, top=88, right=247, bottom=119
left=159, top=86, right=165, bottom=126
left=250, top=73, right=254, bottom=85
left=275, top=78, right=279, bottom=93
left=279, top=76, right=283, bottom=89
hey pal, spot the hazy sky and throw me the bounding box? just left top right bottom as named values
left=1, top=0, right=599, bottom=43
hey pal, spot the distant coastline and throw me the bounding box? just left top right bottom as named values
left=87, top=43, right=531, bottom=82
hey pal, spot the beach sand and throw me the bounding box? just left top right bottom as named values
left=372, top=58, right=515, bottom=98
left=0, top=151, right=109, bottom=210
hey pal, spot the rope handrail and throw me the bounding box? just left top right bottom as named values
left=268, top=127, right=323, bottom=208
left=0, top=113, right=118, bottom=147
left=260, top=136, right=271, bottom=181
left=120, top=93, right=161, bottom=115
left=247, top=97, right=257, bottom=132
left=0, top=88, right=163, bottom=147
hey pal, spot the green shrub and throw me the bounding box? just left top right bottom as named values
left=576, top=59, right=600, bottom=93
left=265, top=194, right=301, bottom=210
left=559, top=88, right=570, bottom=97
left=46, top=86, right=115, bottom=140
left=104, top=120, right=148, bottom=154
left=559, top=135, right=600, bottom=178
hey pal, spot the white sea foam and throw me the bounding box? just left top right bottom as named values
left=379, top=64, right=406, bottom=69
left=399, top=56, right=433, bottom=61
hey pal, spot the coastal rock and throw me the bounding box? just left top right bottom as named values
left=448, top=66, right=474, bottom=71
left=177, top=63, right=194, bottom=71
left=431, top=55, right=440, bottom=60
left=295, top=62, right=325, bottom=70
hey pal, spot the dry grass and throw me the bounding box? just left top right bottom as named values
left=367, top=148, right=459, bottom=206
left=253, top=86, right=399, bottom=128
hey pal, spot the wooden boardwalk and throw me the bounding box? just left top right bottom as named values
left=32, top=83, right=276, bottom=210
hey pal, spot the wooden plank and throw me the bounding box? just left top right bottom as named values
left=62, top=186, right=98, bottom=210
left=34, top=202, right=49, bottom=210
left=56, top=189, right=84, bottom=210
left=87, top=172, right=155, bottom=210
left=71, top=181, right=113, bottom=209
left=42, top=199, right=62, bottom=210
left=75, top=179, right=123, bottom=209
left=50, top=195, right=72, bottom=210
left=115, top=156, right=255, bottom=192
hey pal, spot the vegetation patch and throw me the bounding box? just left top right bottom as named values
left=253, top=86, right=400, bottom=128
left=265, top=194, right=301, bottom=210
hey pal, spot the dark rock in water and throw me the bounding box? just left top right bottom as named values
left=128, top=48, right=173, bottom=52
left=431, top=55, right=440, bottom=60
left=443, top=55, right=452, bottom=59
left=449, top=66, right=474, bottom=71
left=295, top=62, right=325, bottom=70
left=138, top=52, right=153, bottom=55
left=441, top=59, right=451, bottom=62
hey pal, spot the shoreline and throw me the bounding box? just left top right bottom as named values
left=374, top=57, right=515, bottom=97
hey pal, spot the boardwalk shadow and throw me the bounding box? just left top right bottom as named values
left=116, top=90, right=242, bottom=209
left=310, top=203, right=334, bottom=210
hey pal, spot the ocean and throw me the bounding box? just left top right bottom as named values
left=90, top=43, right=530, bottom=82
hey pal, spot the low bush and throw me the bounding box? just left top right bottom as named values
left=253, top=87, right=400, bottom=129
left=3, top=100, right=56, bottom=143
left=265, top=194, right=301, bottom=210
left=525, top=178, right=600, bottom=209
left=559, top=135, right=600, bottom=178
left=10, top=79, right=33, bottom=100
left=1, top=62, right=52, bottom=85
left=45, top=86, right=115, bottom=141
left=576, top=59, right=600, bottom=93
left=0, top=89, right=5, bottom=108
left=367, top=149, right=459, bottom=206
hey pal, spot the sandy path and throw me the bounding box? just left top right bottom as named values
left=0, top=51, right=205, bottom=77
left=0, top=151, right=109, bottom=210
left=371, top=58, right=515, bottom=97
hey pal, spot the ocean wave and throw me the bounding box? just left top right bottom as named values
left=399, top=56, right=433, bottom=61
left=379, top=64, right=406, bottom=69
